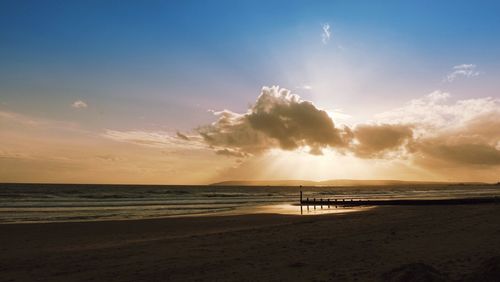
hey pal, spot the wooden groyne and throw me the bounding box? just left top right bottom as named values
left=299, top=191, right=499, bottom=207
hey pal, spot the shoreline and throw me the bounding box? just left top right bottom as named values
left=2, top=183, right=499, bottom=225
left=1, top=204, right=499, bottom=281
left=3, top=195, right=498, bottom=225
left=0, top=202, right=370, bottom=225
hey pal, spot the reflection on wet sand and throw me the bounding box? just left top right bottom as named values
left=251, top=204, right=372, bottom=216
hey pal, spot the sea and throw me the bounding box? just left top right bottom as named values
left=1, top=183, right=499, bottom=224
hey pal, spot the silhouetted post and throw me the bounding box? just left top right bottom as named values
left=299, top=190, right=303, bottom=214
left=320, top=198, right=323, bottom=209
left=328, top=199, right=330, bottom=208
left=313, top=198, right=316, bottom=209
left=306, top=197, right=309, bottom=211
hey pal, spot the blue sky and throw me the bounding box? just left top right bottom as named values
left=1, top=1, right=499, bottom=183
left=2, top=1, right=500, bottom=128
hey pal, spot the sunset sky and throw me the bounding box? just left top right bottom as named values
left=1, top=1, right=499, bottom=184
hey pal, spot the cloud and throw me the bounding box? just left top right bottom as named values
left=198, top=86, right=351, bottom=156
left=321, top=23, right=331, bottom=44
left=353, top=124, right=413, bottom=158
left=247, top=87, right=350, bottom=150
left=0, top=110, right=42, bottom=126
left=71, top=100, right=88, bottom=109
left=325, top=109, right=352, bottom=121
left=410, top=112, right=500, bottom=167
left=176, top=132, right=190, bottom=140
left=377, top=91, right=500, bottom=167
left=416, top=140, right=500, bottom=166
left=95, top=154, right=125, bottom=162
left=0, top=149, right=35, bottom=161
left=296, top=85, right=312, bottom=90
left=198, top=110, right=272, bottom=154
left=376, top=90, right=499, bottom=132
left=102, top=130, right=205, bottom=151
left=0, top=109, right=227, bottom=184
left=0, top=110, right=80, bottom=130
left=445, top=64, right=480, bottom=82
left=215, top=149, right=248, bottom=158
left=196, top=87, right=500, bottom=172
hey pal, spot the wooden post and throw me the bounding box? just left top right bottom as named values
left=300, top=190, right=303, bottom=215
left=313, top=198, right=316, bottom=210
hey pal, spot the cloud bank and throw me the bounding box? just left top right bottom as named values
left=376, top=91, right=500, bottom=166
left=197, top=86, right=500, bottom=170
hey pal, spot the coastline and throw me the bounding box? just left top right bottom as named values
left=2, top=183, right=499, bottom=224
left=1, top=204, right=500, bottom=281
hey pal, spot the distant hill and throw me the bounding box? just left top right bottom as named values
left=210, top=179, right=486, bottom=187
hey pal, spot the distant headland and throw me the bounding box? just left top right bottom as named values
left=210, top=179, right=490, bottom=186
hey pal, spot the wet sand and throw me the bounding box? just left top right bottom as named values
left=1, top=204, right=500, bottom=281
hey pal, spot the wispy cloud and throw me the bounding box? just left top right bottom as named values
left=321, top=23, right=331, bottom=44
left=71, top=100, right=88, bottom=109
left=445, top=64, right=480, bottom=82
left=215, top=148, right=248, bottom=158
left=0, top=110, right=80, bottom=130
left=176, top=132, right=190, bottom=140
left=0, top=110, right=222, bottom=184
left=296, top=85, right=312, bottom=91
left=102, top=130, right=205, bottom=150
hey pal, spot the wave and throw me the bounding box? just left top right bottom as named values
left=1, top=183, right=499, bottom=223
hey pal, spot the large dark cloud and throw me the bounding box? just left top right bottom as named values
left=247, top=87, right=352, bottom=152
left=198, top=86, right=351, bottom=155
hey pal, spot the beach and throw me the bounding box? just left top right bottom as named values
left=1, top=204, right=500, bottom=281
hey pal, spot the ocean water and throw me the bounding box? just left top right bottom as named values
left=0, top=183, right=499, bottom=223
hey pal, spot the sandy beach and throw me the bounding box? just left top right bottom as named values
left=0, top=204, right=499, bottom=282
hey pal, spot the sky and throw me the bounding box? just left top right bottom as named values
left=1, top=0, right=499, bottom=184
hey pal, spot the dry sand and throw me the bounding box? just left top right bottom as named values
left=1, top=204, right=499, bottom=281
